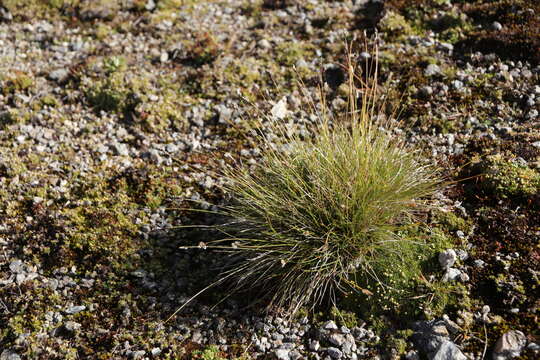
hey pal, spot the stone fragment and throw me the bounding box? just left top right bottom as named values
left=271, top=97, right=289, bottom=120
left=323, top=320, right=338, bottom=330
left=274, top=348, right=290, bottom=360
left=65, top=305, right=86, bottom=315
left=9, top=260, right=24, bottom=274
left=492, top=330, right=527, bottom=360
left=327, top=347, right=343, bottom=359
left=48, top=68, right=70, bottom=83
left=491, top=21, right=503, bottom=31
left=432, top=340, right=467, bottom=360
left=439, top=249, right=457, bottom=269
left=0, top=350, right=21, bottom=360
left=442, top=268, right=461, bottom=282
left=425, top=64, right=441, bottom=77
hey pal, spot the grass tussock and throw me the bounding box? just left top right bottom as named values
left=185, top=49, right=441, bottom=317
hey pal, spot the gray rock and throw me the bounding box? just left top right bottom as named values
left=451, top=80, right=464, bottom=90
left=258, top=39, right=271, bottom=49
left=271, top=97, right=289, bottom=120
left=432, top=340, right=467, bottom=360
left=359, top=51, right=371, bottom=60
left=216, top=104, right=233, bottom=124
left=150, top=348, right=161, bottom=357
left=412, top=320, right=449, bottom=354
left=295, top=59, right=309, bottom=69
left=437, top=42, right=453, bottom=52
left=456, top=249, right=468, bottom=260
left=48, top=68, right=70, bottom=83
left=147, top=149, right=163, bottom=165
left=419, top=86, right=433, bottom=98
left=342, top=334, right=356, bottom=354
left=329, top=333, right=345, bottom=346
left=442, top=315, right=460, bottom=334
left=9, top=260, right=24, bottom=274
left=289, top=350, right=302, bottom=360
left=145, top=0, right=156, bottom=11
left=323, top=320, right=338, bottom=330
left=0, top=7, right=13, bottom=22
left=491, top=21, right=503, bottom=31
left=129, top=350, right=146, bottom=359
left=442, top=268, right=461, bottom=282
left=405, top=350, right=420, bottom=360
left=425, top=64, right=441, bottom=77
left=64, top=321, right=81, bottom=332
left=0, top=350, right=21, bottom=360
left=439, top=249, right=457, bottom=269
left=474, top=259, right=486, bottom=268
left=112, top=142, right=129, bottom=156
left=309, top=339, right=320, bottom=351
left=327, top=347, right=343, bottom=359
left=15, top=273, right=26, bottom=284
left=527, top=342, right=539, bottom=351
left=492, top=330, right=527, bottom=360
left=191, top=330, right=203, bottom=343
left=65, top=305, right=86, bottom=315
left=275, top=348, right=290, bottom=360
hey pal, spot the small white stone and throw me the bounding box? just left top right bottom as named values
left=271, top=97, right=289, bottom=120
left=439, top=249, right=457, bottom=269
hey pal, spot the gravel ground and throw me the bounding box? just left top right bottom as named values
left=0, top=0, right=539, bottom=359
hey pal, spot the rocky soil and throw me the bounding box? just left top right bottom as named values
left=0, top=0, right=538, bottom=359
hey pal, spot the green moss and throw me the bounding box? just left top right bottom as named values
left=434, top=210, right=473, bottom=236
left=275, top=41, right=314, bottom=66
left=380, top=11, right=418, bottom=39
left=85, top=73, right=128, bottom=113
left=103, top=56, right=127, bottom=74
left=84, top=71, right=188, bottom=132
left=330, top=306, right=359, bottom=328
left=191, top=346, right=227, bottom=360
left=340, top=225, right=455, bottom=322
left=1, top=71, right=34, bottom=95
left=481, top=154, right=540, bottom=199
left=40, top=94, right=60, bottom=108
left=2, top=0, right=64, bottom=20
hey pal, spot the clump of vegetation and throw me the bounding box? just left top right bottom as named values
left=201, top=53, right=442, bottom=316
left=183, top=32, right=222, bottom=67
left=1, top=71, right=34, bottom=95
left=191, top=345, right=226, bottom=360
left=480, top=154, right=540, bottom=199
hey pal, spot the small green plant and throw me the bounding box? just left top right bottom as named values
left=171, top=48, right=442, bottom=321
left=191, top=345, right=227, bottom=360
left=198, top=49, right=442, bottom=316
left=103, top=56, right=127, bottom=74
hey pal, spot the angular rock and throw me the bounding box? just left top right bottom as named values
left=274, top=348, right=290, bottom=360
left=329, top=333, right=345, bottom=346
left=48, top=68, right=69, bottom=83
left=65, top=305, right=86, bottom=315
left=327, top=347, right=343, bottom=359
left=425, top=64, right=441, bottom=77
left=0, top=350, right=21, bottom=360
left=9, top=260, right=24, bottom=274
left=439, top=249, right=457, bottom=269
left=432, top=340, right=467, bottom=360
left=492, top=330, right=527, bottom=360
left=442, top=268, right=461, bottom=282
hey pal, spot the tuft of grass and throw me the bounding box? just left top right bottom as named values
left=173, top=48, right=442, bottom=320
